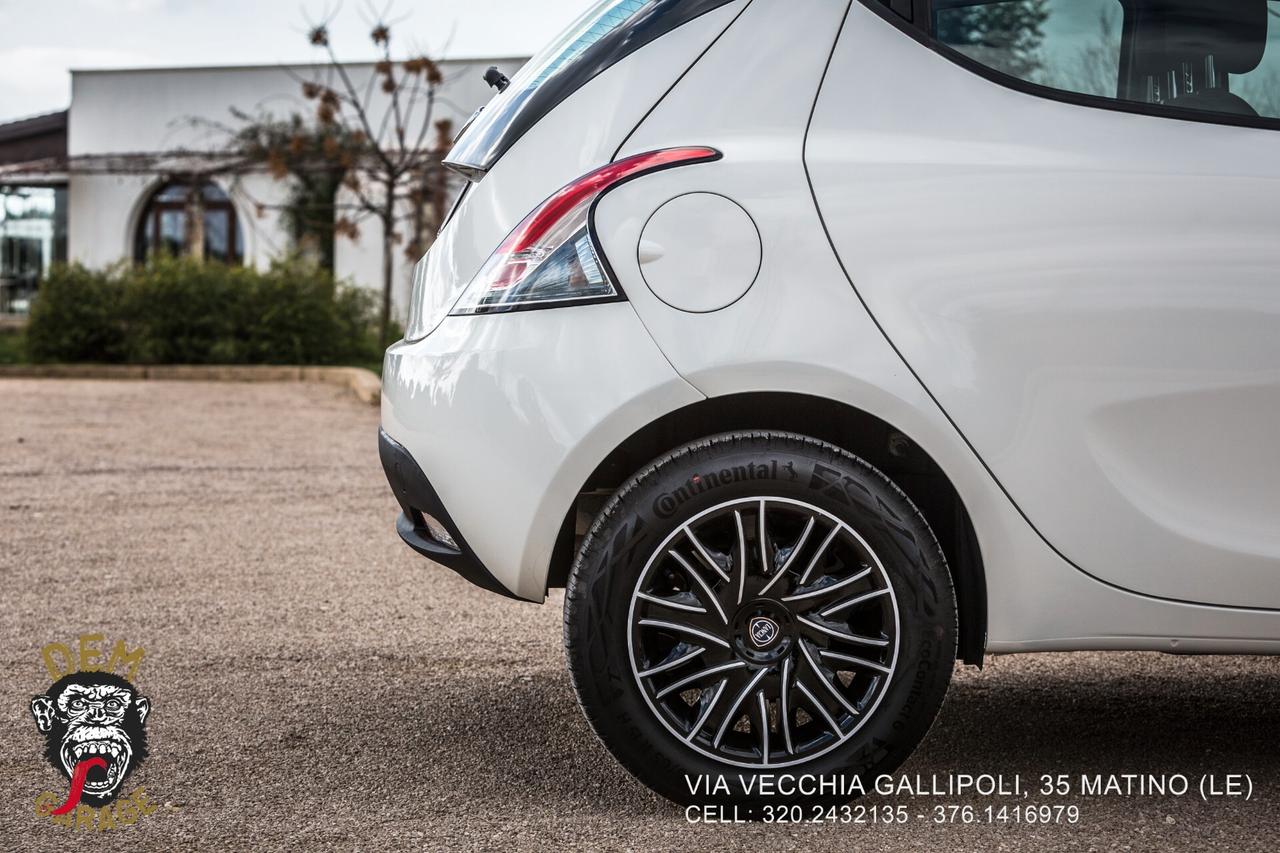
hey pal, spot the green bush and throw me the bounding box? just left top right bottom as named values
left=0, top=329, right=26, bottom=364
left=24, top=263, right=128, bottom=363
left=26, top=257, right=383, bottom=366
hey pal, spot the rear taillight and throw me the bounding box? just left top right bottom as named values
left=450, top=146, right=720, bottom=315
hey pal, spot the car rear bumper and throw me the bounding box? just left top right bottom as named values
left=379, top=304, right=703, bottom=601
left=378, top=428, right=521, bottom=600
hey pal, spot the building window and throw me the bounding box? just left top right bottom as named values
left=0, top=185, right=67, bottom=315
left=931, top=0, right=1280, bottom=124
left=134, top=179, right=243, bottom=264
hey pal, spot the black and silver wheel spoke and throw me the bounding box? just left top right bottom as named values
left=782, top=566, right=873, bottom=607
left=794, top=677, right=843, bottom=737
left=798, top=638, right=860, bottom=718
left=666, top=550, right=728, bottom=624
left=757, top=509, right=815, bottom=598
left=629, top=495, right=900, bottom=768
left=797, top=524, right=841, bottom=586
left=754, top=690, right=770, bottom=762
left=713, top=666, right=769, bottom=749
left=656, top=660, right=747, bottom=699
left=636, top=643, right=705, bottom=678
left=637, top=618, right=731, bottom=650
left=733, top=509, right=748, bottom=605
left=779, top=656, right=795, bottom=755
left=820, top=587, right=891, bottom=619
left=685, top=679, right=729, bottom=743
left=818, top=647, right=892, bottom=675
left=635, top=589, right=706, bottom=615
left=683, top=524, right=733, bottom=584
left=796, top=614, right=890, bottom=648
left=757, top=499, right=773, bottom=582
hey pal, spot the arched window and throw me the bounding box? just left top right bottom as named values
left=133, top=179, right=243, bottom=264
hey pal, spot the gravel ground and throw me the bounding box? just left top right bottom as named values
left=1, top=378, right=1277, bottom=851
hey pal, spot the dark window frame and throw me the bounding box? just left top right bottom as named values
left=133, top=179, right=243, bottom=264
left=858, top=0, right=1280, bottom=132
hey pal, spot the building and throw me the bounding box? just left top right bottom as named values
left=0, top=57, right=526, bottom=318
left=0, top=112, right=67, bottom=314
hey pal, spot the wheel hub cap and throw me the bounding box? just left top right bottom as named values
left=733, top=601, right=793, bottom=664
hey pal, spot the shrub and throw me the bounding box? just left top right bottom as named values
left=26, top=257, right=383, bottom=366
left=0, top=328, right=26, bottom=364
left=24, top=263, right=127, bottom=363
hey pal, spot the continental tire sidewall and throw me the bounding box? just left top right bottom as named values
left=564, top=432, right=957, bottom=808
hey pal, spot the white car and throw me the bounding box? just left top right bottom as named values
left=380, top=0, right=1280, bottom=807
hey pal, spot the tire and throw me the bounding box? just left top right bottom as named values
left=564, top=431, right=956, bottom=809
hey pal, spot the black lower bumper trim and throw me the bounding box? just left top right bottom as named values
left=378, top=428, right=523, bottom=601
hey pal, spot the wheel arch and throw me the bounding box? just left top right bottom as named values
left=547, top=391, right=987, bottom=666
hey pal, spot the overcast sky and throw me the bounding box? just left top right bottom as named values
left=0, top=0, right=594, bottom=123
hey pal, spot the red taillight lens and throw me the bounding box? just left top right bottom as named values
left=502, top=147, right=721, bottom=260
left=451, top=146, right=720, bottom=315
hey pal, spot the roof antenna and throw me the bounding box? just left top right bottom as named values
left=483, top=66, right=510, bottom=93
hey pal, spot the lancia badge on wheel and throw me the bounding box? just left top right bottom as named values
left=749, top=616, right=780, bottom=648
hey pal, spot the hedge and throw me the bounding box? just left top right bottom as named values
left=25, top=257, right=384, bottom=366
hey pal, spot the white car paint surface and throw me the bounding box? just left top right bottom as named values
left=806, top=2, right=1280, bottom=609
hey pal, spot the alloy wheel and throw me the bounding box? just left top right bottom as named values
left=626, top=496, right=900, bottom=769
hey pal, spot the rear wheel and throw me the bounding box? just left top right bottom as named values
left=564, top=431, right=956, bottom=808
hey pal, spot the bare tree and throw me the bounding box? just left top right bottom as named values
left=227, top=114, right=365, bottom=272
left=305, top=9, right=455, bottom=346
left=232, top=5, right=455, bottom=347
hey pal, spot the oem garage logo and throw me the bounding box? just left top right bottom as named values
left=28, top=634, right=160, bottom=831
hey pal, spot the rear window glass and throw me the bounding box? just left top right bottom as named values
left=529, top=1, right=650, bottom=90
left=446, top=0, right=736, bottom=175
